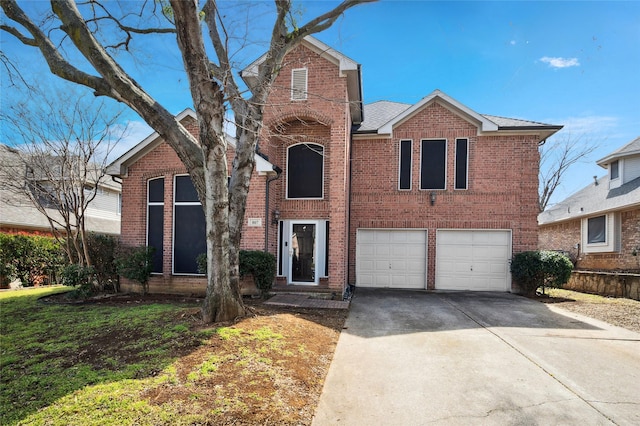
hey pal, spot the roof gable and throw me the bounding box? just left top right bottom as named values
left=597, top=136, right=640, bottom=167
left=107, top=109, right=275, bottom=177
left=241, top=36, right=363, bottom=124
left=377, top=90, right=499, bottom=135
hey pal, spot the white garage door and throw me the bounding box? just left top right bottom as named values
left=356, top=229, right=427, bottom=289
left=436, top=230, right=511, bottom=291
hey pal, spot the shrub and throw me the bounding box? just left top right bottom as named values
left=0, top=233, right=63, bottom=286
left=239, top=250, right=276, bottom=297
left=59, top=263, right=96, bottom=299
left=86, top=233, right=119, bottom=292
left=510, top=250, right=574, bottom=296
left=115, top=246, right=155, bottom=295
left=197, top=250, right=276, bottom=297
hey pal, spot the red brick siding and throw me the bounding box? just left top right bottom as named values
left=539, top=208, right=640, bottom=271
left=349, top=102, right=541, bottom=288
left=259, top=43, right=352, bottom=292
left=120, top=116, right=267, bottom=294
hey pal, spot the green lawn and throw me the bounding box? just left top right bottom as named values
left=0, top=287, right=209, bottom=425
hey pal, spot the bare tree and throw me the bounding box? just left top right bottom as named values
left=0, top=0, right=373, bottom=322
left=539, top=134, right=599, bottom=212
left=0, top=86, right=126, bottom=267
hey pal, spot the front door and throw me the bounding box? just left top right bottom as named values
left=290, top=222, right=317, bottom=284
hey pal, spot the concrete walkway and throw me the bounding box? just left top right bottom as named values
left=313, top=289, right=640, bottom=425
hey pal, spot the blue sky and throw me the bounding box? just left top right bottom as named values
left=2, top=1, right=639, bottom=207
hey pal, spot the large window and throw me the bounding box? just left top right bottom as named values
left=582, top=213, right=620, bottom=253
left=287, top=143, right=324, bottom=199
left=455, top=138, right=468, bottom=190
left=420, top=139, right=447, bottom=190
left=147, top=177, right=164, bottom=273
left=173, top=175, right=206, bottom=274
left=398, top=139, right=412, bottom=190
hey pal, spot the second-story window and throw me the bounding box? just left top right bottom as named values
left=420, top=139, right=447, bottom=190
left=610, top=160, right=619, bottom=180
left=287, top=143, right=324, bottom=199
left=455, top=138, right=468, bottom=190
left=398, top=139, right=412, bottom=190
left=291, top=68, right=308, bottom=101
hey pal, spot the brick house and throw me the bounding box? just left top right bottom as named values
left=539, top=137, right=640, bottom=271
left=108, top=36, right=562, bottom=295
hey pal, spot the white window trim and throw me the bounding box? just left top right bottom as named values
left=454, top=138, right=469, bottom=191
left=172, top=174, right=205, bottom=276
left=291, top=68, right=308, bottom=101
left=147, top=177, right=164, bottom=275
left=419, top=138, right=448, bottom=191
left=398, top=139, right=412, bottom=191
left=285, top=142, right=325, bottom=200
left=582, top=213, right=620, bottom=253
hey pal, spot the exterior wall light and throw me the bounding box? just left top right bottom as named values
left=430, top=192, right=436, bottom=206
left=272, top=209, right=281, bottom=224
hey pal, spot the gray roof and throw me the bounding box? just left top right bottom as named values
left=353, top=99, right=561, bottom=135
left=356, top=101, right=411, bottom=132
left=538, top=174, right=640, bottom=225
left=597, top=136, right=640, bottom=167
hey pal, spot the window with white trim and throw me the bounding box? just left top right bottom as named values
left=291, top=68, right=308, bottom=101
left=454, top=138, right=468, bottom=190
left=582, top=213, right=620, bottom=253
left=287, top=143, right=324, bottom=199
left=610, top=160, right=619, bottom=180
left=398, top=139, right=412, bottom=190
left=420, top=139, right=447, bottom=190
left=173, top=175, right=206, bottom=274
left=147, top=177, right=164, bottom=273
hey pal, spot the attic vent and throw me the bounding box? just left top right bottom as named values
left=291, top=68, right=307, bottom=101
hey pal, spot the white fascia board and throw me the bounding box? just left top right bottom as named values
left=107, top=108, right=197, bottom=177
left=378, top=90, right=499, bottom=135
left=597, top=149, right=640, bottom=168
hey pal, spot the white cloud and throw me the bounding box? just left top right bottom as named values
left=510, top=40, right=516, bottom=45
left=540, top=56, right=580, bottom=68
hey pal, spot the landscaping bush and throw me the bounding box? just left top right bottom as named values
left=115, top=245, right=155, bottom=295
left=86, top=233, right=119, bottom=292
left=510, top=250, right=574, bottom=296
left=59, top=263, right=96, bottom=299
left=239, top=250, right=276, bottom=297
left=197, top=250, right=276, bottom=297
left=0, top=233, right=63, bottom=286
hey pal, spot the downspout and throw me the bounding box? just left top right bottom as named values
left=264, top=165, right=283, bottom=252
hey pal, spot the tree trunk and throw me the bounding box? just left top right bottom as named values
left=200, top=142, right=245, bottom=323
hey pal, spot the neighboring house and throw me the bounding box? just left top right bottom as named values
left=539, top=137, right=640, bottom=271
left=0, top=144, right=121, bottom=236
left=108, top=36, right=561, bottom=295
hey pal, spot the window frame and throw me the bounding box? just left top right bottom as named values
left=291, top=68, right=308, bottom=101
left=454, top=138, right=469, bottom=190
left=398, top=139, right=412, bottom=190
left=172, top=174, right=206, bottom=276
left=286, top=142, right=325, bottom=200
left=419, top=138, right=447, bottom=191
left=581, top=213, right=620, bottom=253
left=610, top=160, right=619, bottom=180
left=146, top=177, right=164, bottom=274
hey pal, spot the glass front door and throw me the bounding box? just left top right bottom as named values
left=290, top=222, right=316, bottom=284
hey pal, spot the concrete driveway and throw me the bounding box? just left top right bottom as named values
left=313, top=289, right=640, bottom=425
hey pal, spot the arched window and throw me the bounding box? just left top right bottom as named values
left=287, top=143, right=324, bottom=199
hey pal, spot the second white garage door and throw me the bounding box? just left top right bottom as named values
left=356, top=229, right=427, bottom=289
left=436, top=230, right=511, bottom=291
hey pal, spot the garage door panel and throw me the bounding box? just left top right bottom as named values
left=357, top=230, right=427, bottom=289
left=436, top=230, right=511, bottom=292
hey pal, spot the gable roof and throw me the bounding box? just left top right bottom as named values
left=106, top=109, right=276, bottom=178
left=538, top=174, right=640, bottom=225
left=241, top=36, right=363, bottom=124
left=596, top=136, right=640, bottom=167
left=353, top=90, right=562, bottom=140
